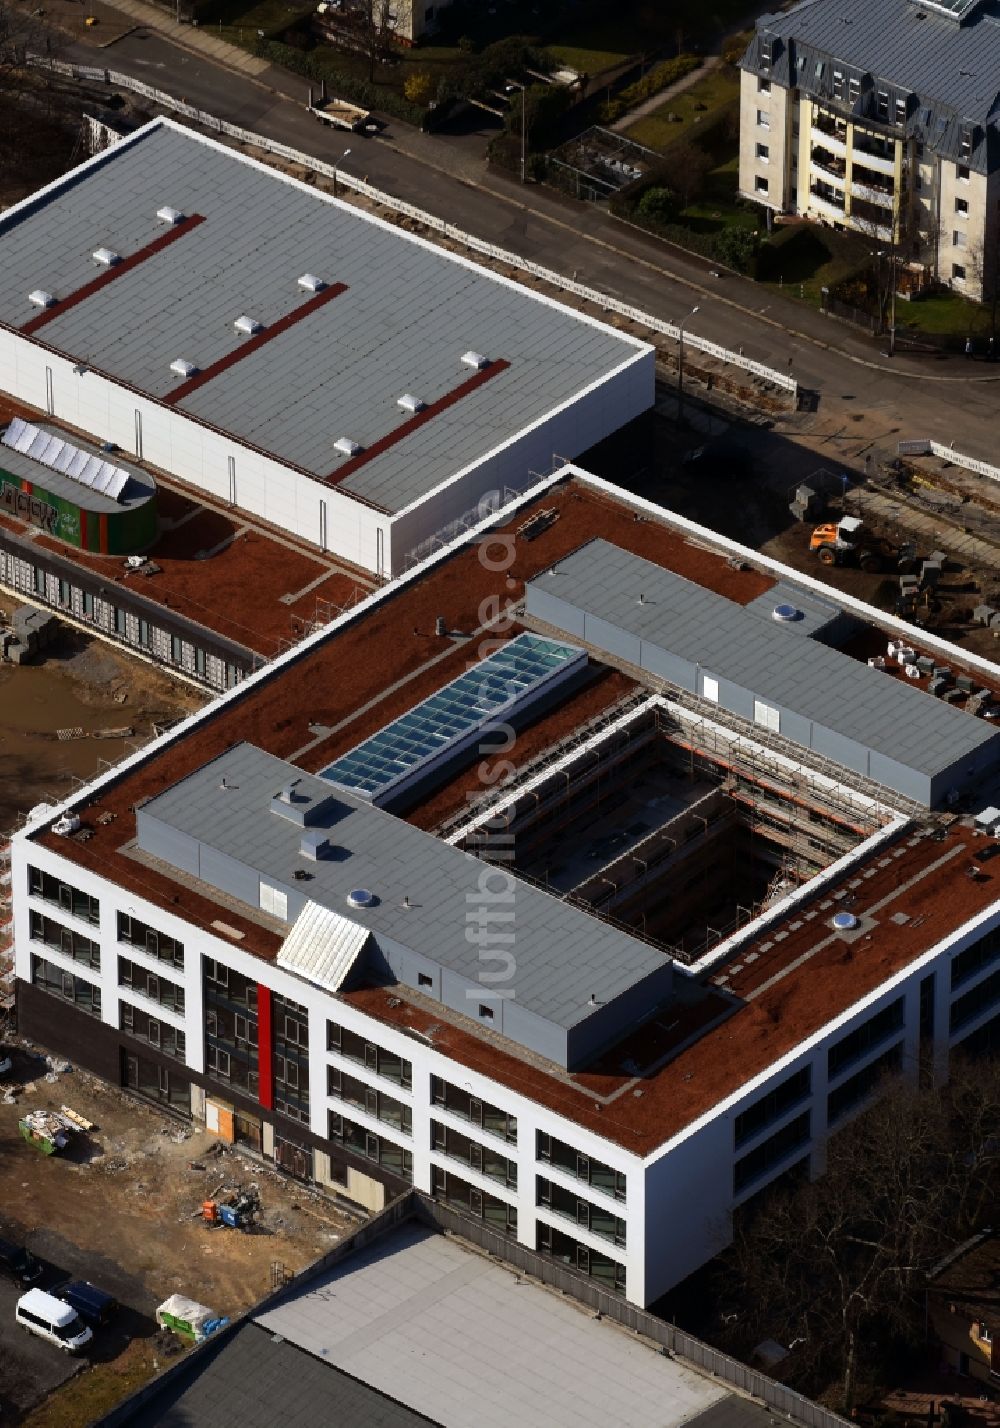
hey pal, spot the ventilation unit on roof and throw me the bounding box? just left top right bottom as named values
left=334, top=437, right=363, bottom=457
left=169, top=358, right=198, bottom=379
left=156, top=206, right=185, bottom=225
left=298, top=273, right=325, bottom=293
left=234, top=315, right=263, bottom=337
left=831, top=911, right=858, bottom=932
left=397, top=393, right=425, bottom=414
left=28, top=290, right=55, bottom=309
left=772, top=603, right=803, bottom=623
left=462, top=351, right=490, bottom=371
left=92, top=247, right=120, bottom=267
left=347, top=888, right=375, bottom=908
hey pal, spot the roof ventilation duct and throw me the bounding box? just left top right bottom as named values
left=772, top=603, right=803, bottom=623
left=300, top=831, right=330, bottom=861
left=461, top=350, right=489, bottom=370
left=28, top=290, right=56, bottom=309
left=169, top=359, right=198, bottom=379
left=334, top=437, right=363, bottom=457
left=347, top=888, right=375, bottom=909
left=156, top=206, right=185, bottom=225
left=397, top=393, right=425, bottom=414
left=297, top=273, right=325, bottom=292
left=234, top=315, right=263, bottom=337
left=92, top=247, right=120, bottom=267
left=831, top=911, right=858, bottom=932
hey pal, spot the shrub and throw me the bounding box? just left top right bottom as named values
left=615, top=53, right=700, bottom=113
left=637, top=185, right=677, bottom=225
left=404, top=69, right=436, bottom=106
left=712, top=225, right=761, bottom=273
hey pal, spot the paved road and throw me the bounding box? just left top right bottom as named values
left=46, top=20, right=1000, bottom=465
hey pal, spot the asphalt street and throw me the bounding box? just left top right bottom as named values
left=49, top=20, right=1000, bottom=464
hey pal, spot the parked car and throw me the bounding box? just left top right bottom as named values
left=0, top=1237, right=42, bottom=1285
left=15, top=1288, right=92, bottom=1354
left=55, top=1280, right=119, bottom=1330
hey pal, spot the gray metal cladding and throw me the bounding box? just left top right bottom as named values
left=0, top=122, right=645, bottom=513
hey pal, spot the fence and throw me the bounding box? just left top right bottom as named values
left=29, top=56, right=798, bottom=400
left=897, top=439, right=1000, bottom=485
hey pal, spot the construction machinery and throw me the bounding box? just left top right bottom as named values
left=201, top=1183, right=261, bottom=1232
left=808, top=515, right=900, bottom=573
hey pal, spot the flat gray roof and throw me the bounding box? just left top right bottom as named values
left=0, top=419, right=154, bottom=514
left=527, top=539, right=998, bottom=779
left=137, top=741, right=671, bottom=1030
left=254, top=1222, right=730, bottom=1428
left=0, top=120, right=645, bottom=514
left=753, top=0, right=1000, bottom=125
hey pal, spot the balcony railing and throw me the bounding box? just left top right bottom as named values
left=811, top=147, right=846, bottom=181
left=851, top=164, right=894, bottom=197
left=852, top=140, right=894, bottom=175
left=809, top=185, right=846, bottom=215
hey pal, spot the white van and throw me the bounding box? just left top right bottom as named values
left=16, top=1287, right=93, bottom=1353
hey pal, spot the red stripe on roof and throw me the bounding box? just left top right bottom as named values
left=164, top=283, right=349, bottom=406
left=20, top=214, right=207, bottom=335
left=324, top=358, right=511, bottom=486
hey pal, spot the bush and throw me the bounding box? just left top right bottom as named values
left=615, top=53, right=700, bottom=113
left=251, top=40, right=427, bottom=124
left=404, top=69, right=436, bottom=106
left=712, top=226, right=761, bottom=274
left=637, top=185, right=677, bottom=225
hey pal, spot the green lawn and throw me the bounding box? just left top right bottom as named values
left=894, top=289, right=993, bottom=336
left=754, top=223, right=865, bottom=305
left=548, top=42, right=632, bottom=75
left=624, top=66, right=739, bottom=152
left=679, top=155, right=758, bottom=235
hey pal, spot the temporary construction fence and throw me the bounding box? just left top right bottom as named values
left=29, top=56, right=797, bottom=403
left=898, top=439, right=1000, bottom=485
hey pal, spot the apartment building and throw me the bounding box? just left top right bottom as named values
left=739, top=0, right=1000, bottom=300
left=11, top=468, right=1000, bottom=1308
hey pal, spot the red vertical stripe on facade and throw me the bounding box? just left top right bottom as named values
left=256, top=985, right=273, bottom=1110
left=21, top=480, right=31, bottom=495
left=99, top=513, right=109, bottom=554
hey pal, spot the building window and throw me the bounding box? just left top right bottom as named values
left=895, top=98, right=907, bottom=125
left=536, top=1131, right=626, bottom=1200
left=957, top=165, right=970, bottom=183
left=273, top=993, right=310, bottom=1124
left=755, top=176, right=769, bottom=195
left=760, top=37, right=772, bottom=68
left=960, top=128, right=972, bottom=159
left=433, top=1121, right=515, bottom=1186
left=537, top=1177, right=626, bottom=1247
left=28, top=910, right=101, bottom=970
left=734, top=1111, right=811, bottom=1194
left=328, top=1114, right=413, bottom=1181
left=327, top=1021, right=412, bottom=1088
left=734, top=1066, right=811, bottom=1148
left=32, top=566, right=45, bottom=597
left=259, top=881, right=288, bottom=920
left=827, top=1043, right=902, bottom=1126
left=848, top=78, right=860, bottom=104
left=195, top=647, right=207, bottom=677
left=756, top=109, right=769, bottom=129
left=30, top=955, right=102, bottom=1018
left=478, top=1003, right=495, bottom=1021
left=953, top=231, right=967, bottom=249
left=431, top=1165, right=517, bottom=1233
left=753, top=699, right=780, bottom=733
left=950, top=968, right=1000, bottom=1033
left=876, top=91, right=889, bottom=120
left=758, top=77, right=770, bottom=94
left=171, top=634, right=183, bottom=665
left=755, top=142, right=769, bottom=162
left=114, top=606, right=127, bottom=636
left=118, top=956, right=185, bottom=1015
left=207, top=1045, right=231, bottom=1079
left=536, top=1222, right=625, bottom=1295
left=953, top=263, right=967, bottom=282
left=81, top=590, right=95, bottom=619
left=702, top=675, right=720, bottom=703
left=138, top=618, right=152, bottom=650
left=58, top=578, right=71, bottom=607
left=432, top=1076, right=517, bottom=1143
left=828, top=998, right=904, bottom=1079
left=955, top=197, right=969, bottom=216
left=832, top=70, right=844, bottom=101
left=951, top=929, right=1000, bottom=989
left=117, top=912, right=184, bottom=969
left=28, top=867, right=100, bottom=926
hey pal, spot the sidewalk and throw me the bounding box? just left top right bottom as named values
left=79, top=0, right=271, bottom=76
left=610, top=57, right=721, bottom=134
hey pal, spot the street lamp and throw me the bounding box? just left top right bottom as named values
left=505, top=81, right=527, bottom=185
left=333, top=147, right=351, bottom=198
left=677, top=304, right=700, bottom=427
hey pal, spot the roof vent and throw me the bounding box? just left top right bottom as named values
left=831, top=911, right=858, bottom=931
left=28, top=289, right=55, bottom=309
left=156, top=206, right=185, bottom=225
left=461, top=350, right=489, bottom=370
left=92, top=247, right=120, bottom=267
left=170, top=358, right=198, bottom=379
left=300, top=831, right=330, bottom=862
left=347, top=888, right=375, bottom=908
left=334, top=437, right=363, bottom=457
left=234, top=315, right=263, bottom=337
left=397, top=393, right=425, bottom=414
left=772, top=603, right=802, bottom=623
left=297, top=273, right=325, bottom=293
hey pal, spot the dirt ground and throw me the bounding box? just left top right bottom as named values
left=0, top=1045, right=359, bottom=1425
left=0, top=625, right=203, bottom=837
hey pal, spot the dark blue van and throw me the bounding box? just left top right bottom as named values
left=57, top=1281, right=119, bottom=1329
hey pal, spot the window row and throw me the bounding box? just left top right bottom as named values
left=432, top=1121, right=515, bottom=1187
left=329, top=1066, right=411, bottom=1135
left=537, top=1177, right=626, bottom=1247
left=31, top=955, right=102, bottom=1018
left=536, top=1131, right=625, bottom=1201
left=827, top=998, right=904, bottom=1080
left=431, top=1075, right=517, bottom=1143
left=951, top=967, right=1000, bottom=1034
left=734, top=1111, right=810, bottom=1195
left=537, top=1222, right=626, bottom=1297
left=328, top=1113, right=413, bottom=1181
left=28, top=910, right=100, bottom=970
left=119, top=957, right=185, bottom=1015
left=205, top=1043, right=259, bottom=1099
left=827, top=1043, right=902, bottom=1126
left=734, top=1066, right=811, bottom=1149
left=431, top=1166, right=517, bottom=1235
left=117, top=913, right=183, bottom=969
left=121, top=1002, right=187, bottom=1061
left=951, top=929, right=1000, bottom=990
left=28, top=867, right=99, bottom=926
left=327, top=1020, right=412, bottom=1088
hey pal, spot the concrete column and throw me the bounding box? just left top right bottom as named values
left=844, top=123, right=854, bottom=217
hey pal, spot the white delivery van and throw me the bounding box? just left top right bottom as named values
left=16, top=1287, right=93, bottom=1353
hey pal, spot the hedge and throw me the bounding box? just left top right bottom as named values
left=251, top=39, right=427, bottom=125
left=601, top=53, right=700, bottom=123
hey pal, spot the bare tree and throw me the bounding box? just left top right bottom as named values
left=340, top=0, right=395, bottom=84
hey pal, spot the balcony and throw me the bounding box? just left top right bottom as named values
left=809, top=184, right=846, bottom=219
left=852, top=137, right=895, bottom=175
left=811, top=146, right=846, bottom=181
left=813, top=112, right=848, bottom=147
left=851, top=163, right=894, bottom=199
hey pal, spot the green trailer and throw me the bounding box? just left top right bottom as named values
left=18, top=1109, right=75, bottom=1155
